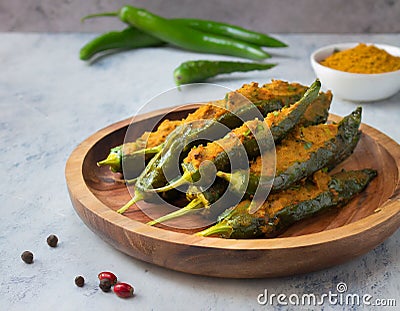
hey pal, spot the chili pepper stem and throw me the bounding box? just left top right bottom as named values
left=112, top=176, right=137, bottom=185
left=81, top=12, right=118, bottom=22
left=124, top=177, right=138, bottom=185
left=151, top=170, right=192, bottom=193
left=147, top=197, right=204, bottom=226
left=195, top=222, right=233, bottom=238
left=117, top=190, right=144, bottom=214
left=97, top=153, right=120, bottom=168
left=217, top=170, right=250, bottom=195
left=216, top=171, right=231, bottom=181
left=131, top=143, right=164, bottom=156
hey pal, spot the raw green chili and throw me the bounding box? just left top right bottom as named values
left=80, top=27, right=165, bottom=61
left=85, top=6, right=271, bottom=60
left=173, top=60, right=276, bottom=86
left=172, top=18, right=287, bottom=47
left=81, top=8, right=287, bottom=61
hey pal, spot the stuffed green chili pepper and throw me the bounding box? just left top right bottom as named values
left=218, top=107, right=362, bottom=196
left=197, top=169, right=377, bottom=239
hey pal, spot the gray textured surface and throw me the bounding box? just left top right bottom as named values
left=1, top=0, right=400, bottom=33
left=0, top=32, right=399, bottom=310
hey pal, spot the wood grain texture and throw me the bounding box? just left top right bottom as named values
left=65, top=104, right=400, bottom=278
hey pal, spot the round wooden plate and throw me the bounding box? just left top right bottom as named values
left=65, top=105, right=400, bottom=278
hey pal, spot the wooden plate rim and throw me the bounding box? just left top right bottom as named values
left=65, top=105, right=400, bottom=251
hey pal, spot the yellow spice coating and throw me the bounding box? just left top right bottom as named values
left=142, top=119, right=182, bottom=148
left=185, top=101, right=228, bottom=123
left=137, top=101, right=228, bottom=151
left=250, top=123, right=338, bottom=175
left=236, top=80, right=307, bottom=102
left=320, top=43, right=400, bottom=74
left=276, top=123, right=338, bottom=173
left=254, top=170, right=331, bottom=219
left=184, top=92, right=310, bottom=170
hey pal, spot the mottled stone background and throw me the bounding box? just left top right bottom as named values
left=1, top=0, right=399, bottom=33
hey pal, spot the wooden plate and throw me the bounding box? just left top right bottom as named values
left=65, top=105, right=400, bottom=278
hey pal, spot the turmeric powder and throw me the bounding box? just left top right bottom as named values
left=320, top=43, right=400, bottom=74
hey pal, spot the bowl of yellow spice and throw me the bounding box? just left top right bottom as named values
left=311, top=42, right=400, bottom=101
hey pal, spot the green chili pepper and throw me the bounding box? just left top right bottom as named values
left=85, top=6, right=271, bottom=60
left=273, top=107, right=362, bottom=190
left=197, top=169, right=377, bottom=239
left=97, top=142, right=164, bottom=180
left=97, top=119, right=182, bottom=177
left=172, top=18, right=287, bottom=47
left=173, top=60, right=276, bottom=86
left=217, top=107, right=362, bottom=196
left=79, top=27, right=165, bottom=61
left=81, top=9, right=287, bottom=61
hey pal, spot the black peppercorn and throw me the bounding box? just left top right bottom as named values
left=47, top=234, right=58, bottom=247
left=75, top=276, right=85, bottom=287
left=21, top=250, right=34, bottom=264
left=99, top=278, right=112, bottom=292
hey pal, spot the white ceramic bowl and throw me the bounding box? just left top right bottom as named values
left=310, top=42, right=400, bottom=102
